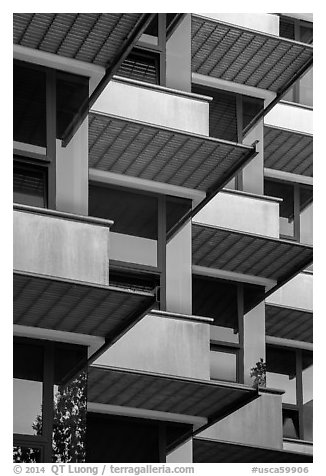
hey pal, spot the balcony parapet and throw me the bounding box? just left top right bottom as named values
left=92, top=77, right=211, bottom=135
left=14, top=204, right=112, bottom=286
left=95, top=310, right=213, bottom=380
left=194, top=189, right=281, bottom=238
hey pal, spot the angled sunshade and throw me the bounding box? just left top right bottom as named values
left=192, top=15, right=313, bottom=92
left=88, top=364, right=257, bottom=424
left=264, top=126, right=313, bottom=177
left=14, top=271, right=155, bottom=341
left=266, top=303, right=313, bottom=343
left=13, top=13, right=155, bottom=146
left=89, top=112, right=257, bottom=207
left=193, top=438, right=313, bottom=463
left=13, top=14, right=149, bottom=67
left=192, top=223, right=312, bottom=295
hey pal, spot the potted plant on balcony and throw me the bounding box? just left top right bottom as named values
left=250, top=358, right=266, bottom=388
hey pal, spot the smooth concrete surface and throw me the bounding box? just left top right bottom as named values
left=167, top=439, right=193, bottom=463
left=14, top=209, right=109, bottom=285
left=92, top=80, right=210, bottom=135
left=196, top=13, right=279, bottom=35
left=300, top=202, right=313, bottom=245
left=243, top=119, right=264, bottom=195
left=166, top=14, right=191, bottom=92
left=283, top=439, right=313, bottom=455
left=283, top=13, right=313, bottom=22
left=166, top=222, right=192, bottom=314
left=194, top=190, right=279, bottom=238
left=95, top=312, right=211, bottom=380
left=244, top=302, right=266, bottom=386
left=56, top=118, right=89, bottom=215
left=266, top=273, right=313, bottom=311
left=265, top=102, right=313, bottom=135
left=110, top=232, right=157, bottom=267
left=199, top=391, right=283, bottom=449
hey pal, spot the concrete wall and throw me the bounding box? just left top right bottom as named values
left=194, top=190, right=279, bottom=238
left=266, top=273, right=313, bottom=311
left=110, top=232, right=157, bottom=267
left=244, top=302, right=266, bottom=386
left=167, top=439, right=193, bottom=463
left=283, top=439, right=313, bottom=455
left=92, top=79, right=210, bottom=135
left=56, top=118, right=88, bottom=216
left=95, top=312, right=211, bottom=380
left=166, top=15, right=191, bottom=92
left=166, top=222, right=192, bottom=314
left=243, top=119, right=264, bottom=195
left=265, top=103, right=313, bottom=135
left=197, top=13, right=279, bottom=35
left=199, top=391, right=283, bottom=449
left=14, top=209, right=110, bottom=285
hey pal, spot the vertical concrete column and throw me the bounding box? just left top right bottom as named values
left=166, top=15, right=192, bottom=92
left=56, top=117, right=88, bottom=216
left=242, top=119, right=264, bottom=195
left=166, top=222, right=192, bottom=314
left=243, top=301, right=265, bottom=386
left=167, top=439, right=193, bottom=463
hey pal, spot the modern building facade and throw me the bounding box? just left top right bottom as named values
left=13, top=13, right=313, bottom=463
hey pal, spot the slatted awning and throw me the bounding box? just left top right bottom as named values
left=89, top=111, right=257, bottom=192
left=192, top=223, right=312, bottom=295
left=13, top=271, right=155, bottom=340
left=264, top=126, right=313, bottom=177
left=13, top=14, right=155, bottom=146
left=193, top=438, right=313, bottom=463
left=192, top=15, right=313, bottom=93
left=88, top=365, right=257, bottom=426
left=266, top=303, right=313, bottom=343
left=13, top=14, right=150, bottom=67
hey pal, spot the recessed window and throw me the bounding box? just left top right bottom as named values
left=193, top=277, right=239, bottom=343
left=13, top=342, right=44, bottom=436
left=14, top=62, right=46, bottom=147
left=266, top=346, right=297, bottom=405
left=283, top=408, right=300, bottom=439
left=117, top=49, right=160, bottom=85
left=56, top=71, right=89, bottom=140
left=210, top=346, right=237, bottom=382
left=13, top=160, right=47, bottom=208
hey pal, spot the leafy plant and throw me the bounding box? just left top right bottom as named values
left=250, top=358, right=266, bottom=388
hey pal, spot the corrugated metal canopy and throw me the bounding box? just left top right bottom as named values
left=13, top=13, right=147, bottom=67
left=89, top=112, right=256, bottom=192
left=193, top=438, right=313, bottom=463
left=192, top=223, right=312, bottom=284
left=264, top=126, right=313, bottom=177
left=14, top=271, right=155, bottom=339
left=192, top=15, right=313, bottom=92
left=266, top=303, right=313, bottom=343
left=88, top=365, right=257, bottom=419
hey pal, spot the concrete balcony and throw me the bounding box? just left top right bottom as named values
left=95, top=310, right=212, bottom=380
left=197, top=387, right=284, bottom=449
left=194, top=189, right=280, bottom=238
left=13, top=204, right=155, bottom=344
left=92, top=76, right=210, bottom=135
left=14, top=204, right=112, bottom=286
left=266, top=271, right=313, bottom=312
left=265, top=102, right=313, bottom=136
